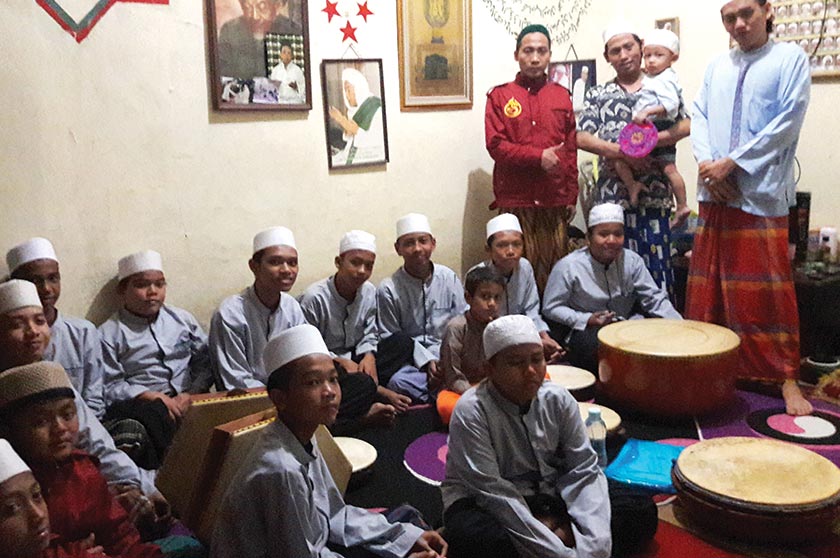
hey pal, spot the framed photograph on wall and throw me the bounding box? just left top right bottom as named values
left=321, top=59, right=389, bottom=170
left=207, top=0, right=311, bottom=110
left=397, top=0, right=473, bottom=111
left=549, top=59, right=596, bottom=114
left=655, top=17, right=680, bottom=39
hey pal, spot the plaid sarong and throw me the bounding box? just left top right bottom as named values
left=504, top=207, right=570, bottom=297
left=685, top=203, right=799, bottom=382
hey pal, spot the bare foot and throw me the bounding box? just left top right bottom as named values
left=670, top=205, right=691, bottom=230
left=782, top=380, right=813, bottom=416
left=378, top=387, right=411, bottom=413
left=627, top=182, right=646, bottom=207
left=361, top=402, right=396, bottom=427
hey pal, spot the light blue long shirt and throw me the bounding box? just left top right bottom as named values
left=98, top=305, right=213, bottom=405
left=44, top=312, right=106, bottom=418
left=443, top=381, right=612, bottom=558
left=470, top=258, right=548, bottom=332
left=211, top=420, right=424, bottom=558
left=542, top=247, right=681, bottom=331
left=209, top=286, right=306, bottom=389
left=298, top=276, right=378, bottom=358
left=377, top=264, right=467, bottom=368
left=691, top=40, right=811, bottom=217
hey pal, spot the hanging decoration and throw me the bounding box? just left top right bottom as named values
left=36, top=0, right=168, bottom=43
left=480, top=0, right=591, bottom=44
left=320, top=0, right=376, bottom=43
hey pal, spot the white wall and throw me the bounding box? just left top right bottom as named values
left=1, top=1, right=837, bottom=327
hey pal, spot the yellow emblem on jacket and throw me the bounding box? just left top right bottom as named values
left=504, top=97, right=522, bottom=118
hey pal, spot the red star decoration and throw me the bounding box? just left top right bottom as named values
left=340, top=20, right=358, bottom=42
left=357, top=1, right=374, bottom=22
left=322, top=0, right=339, bottom=22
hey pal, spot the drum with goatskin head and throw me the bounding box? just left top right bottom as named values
left=672, top=437, right=840, bottom=544
left=597, top=319, right=740, bottom=417
left=547, top=364, right=596, bottom=401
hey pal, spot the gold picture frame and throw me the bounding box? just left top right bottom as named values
left=397, top=0, right=473, bottom=111
left=655, top=17, right=680, bottom=39
left=772, top=0, right=840, bottom=78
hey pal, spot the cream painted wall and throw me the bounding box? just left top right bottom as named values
left=1, top=1, right=837, bottom=328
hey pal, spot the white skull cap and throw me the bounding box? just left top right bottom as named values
left=483, top=315, right=542, bottom=360
left=6, top=238, right=58, bottom=273
left=0, top=280, right=42, bottom=315
left=396, top=213, right=432, bottom=239
left=587, top=203, right=625, bottom=229
left=118, top=250, right=164, bottom=281
left=0, top=440, right=30, bottom=486
left=263, top=324, right=331, bottom=375
left=253, top=227, right=297, bottom=254
left=645, top=28, right=680, bottom=55
left=603, top=21, right=639, bottom=46
left=486, top=214, right=523, bottom=240
left=340, top=230, right=376, bottom=255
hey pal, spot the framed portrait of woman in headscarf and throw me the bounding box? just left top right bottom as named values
left=397, top=0, right=472, bottom=110
left=321, top=59, right=389, bottom=169
left=206, top=0, right=312, bottom=110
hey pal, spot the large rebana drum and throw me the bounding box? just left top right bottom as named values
left=672, top=437, right=840, bottom=544
left=598, top=319, right=740, bottom=417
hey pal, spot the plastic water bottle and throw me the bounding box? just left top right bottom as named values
left=586, top=407, right=609, bottom=468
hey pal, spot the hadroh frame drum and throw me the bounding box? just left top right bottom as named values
left=672, top=437, right=840, bottom=544
left=598, top=319, right=740, bottom=417
left=547, top=364, right=596, bottom=401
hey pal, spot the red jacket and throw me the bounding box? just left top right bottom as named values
left=485, top=73, right=578, bottom=208
left=32, top=452, right=162, bottom=558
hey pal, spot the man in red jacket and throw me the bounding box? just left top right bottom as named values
left=485, top=24, right=578, bottom=294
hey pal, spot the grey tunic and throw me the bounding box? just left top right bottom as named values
left=298, top=276, right=378, bottom=358
left=470, top=258, right=549, bottom=332
left=542, top=247, right=681, bottom=331
left=98, top=306, right=213, bottom=405
left=43, top=311, right=106, bottom=418
left=377, top=264, right=467, bottom=368
left=211, top=420, right=424, bottom=558
left=443, top=381, right=612, bottom=558
left=209, top=286, right=307, bottom=389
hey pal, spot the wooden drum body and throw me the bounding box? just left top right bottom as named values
left=598, top=319, right=740, bottom=417
left=672, top=437, right=840, bottom=544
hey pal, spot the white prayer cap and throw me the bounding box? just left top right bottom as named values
left=253, top=226, right=296, bottom=255
left=588, top=203, right=625, bottom=229
left=645, top=28, right=680, bottom=55
left=118, top=250, right=164, bottom=281
left=340, top=230, right=377, bottom=255
left=603, top=21, right=639, bottom=46
left=0, top=440, right=30, bottom=486
left=6, top=238, right=58, bottom=273
left=0, top=280, right=42, bottom=315
left=486, top=214, right=523, bottom=240
left=396, top=213, right=432, bottom=239
left=483, top=315, right=542, bottom=360
left=264, top=324, right=330, bottom=375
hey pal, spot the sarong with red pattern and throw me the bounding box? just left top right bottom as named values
left=685, top=203, right=799, bottom=382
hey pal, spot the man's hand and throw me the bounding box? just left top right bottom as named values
left=540, top=332, right=565, bottom=363
left=409, top=530, right=448, bottom=558
left=541, top=145, right=563, bottom=173
left=378, top=387, right=411, bottom=414
left=329, top=106, right=360, bottom=135
left=335, top=357, right=360, bottom=373
left=357, top=352, right=378, bottom=382
left=587, top=311, right=616, bottom=327
left=138, top=391, right=186, bottom=423
left=424, top=361, right=443, bottom=392
left=698, top=157, right=738, bottom=186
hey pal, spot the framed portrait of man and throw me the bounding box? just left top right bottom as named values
left=207, top=0, right=311, bottom=110
left=321, top=59, right=389, bottom=170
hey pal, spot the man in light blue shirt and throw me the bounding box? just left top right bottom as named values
left=688, top=0, right=812, bottom=416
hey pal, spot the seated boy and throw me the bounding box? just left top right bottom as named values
left=469, top=215, right=563, bottom=361
left=443, top=315, right=656, bottom=558
left=0, top=280, right=162, bottom=521
left=377, top=214, right=467, bottom=401
left=211, top=324, right=448, bottom=558
left=98, top=250, right=213, bottom=469
left=0, top=439, right=105, bottom=558
left=299, top=231, right=411, bottom=429
left=7, top=237, right=106, bottom=418
left=436, top=266, right=505, bottom=425
left=209, top=226, right=307, bottom=389
left=0, top=361, right=162, bottom=558
left=542, top=203, right=681, bottom=373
